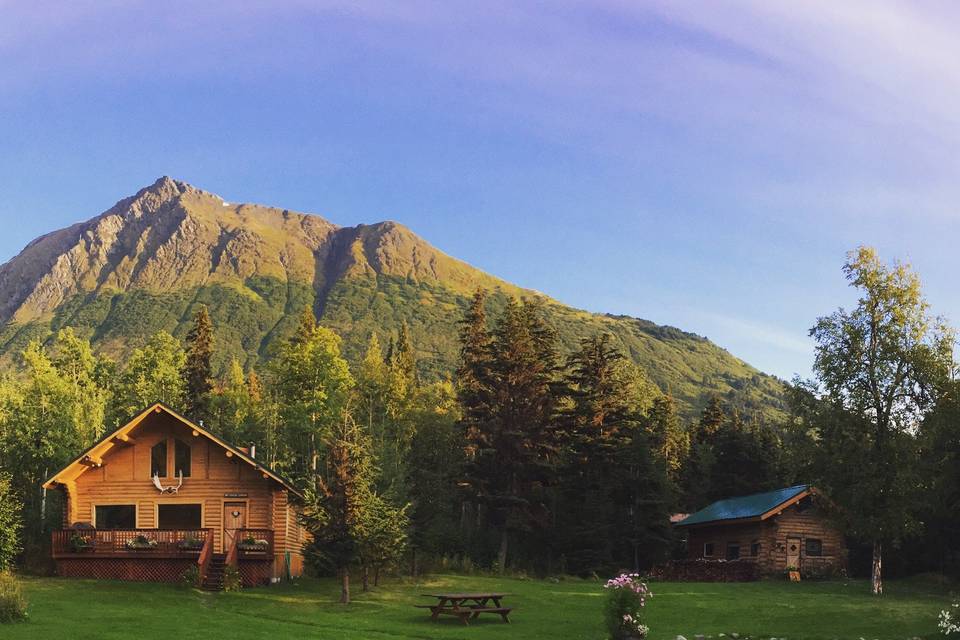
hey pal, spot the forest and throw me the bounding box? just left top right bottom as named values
left=0, top=246, right=958, bottom=601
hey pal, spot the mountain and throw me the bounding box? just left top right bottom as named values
left=0, top=177, right=786, bottom=418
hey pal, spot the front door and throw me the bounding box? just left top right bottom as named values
left=786, top=536, right=801, bottom=569
left=223, top=502, right=247, bottom=552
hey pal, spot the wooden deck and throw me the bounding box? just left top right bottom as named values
left=52, top=528, right=276, bottom=587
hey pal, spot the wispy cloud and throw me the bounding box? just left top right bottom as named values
left=701, top=312, right=814, bottom=357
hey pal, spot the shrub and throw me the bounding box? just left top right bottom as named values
left=0, top=473, right=23, bottom=571
left=222, top=565, right=242, bottom=592
left=603, top=573, right=651, bottom=639
left=180, top=565, right=200, bottom=589
left=0, top=572, right=27, bottom=623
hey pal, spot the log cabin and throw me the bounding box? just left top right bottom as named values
left=43, top=403, right=308, bottom=589
left=675, top=485, right=846, bottom=576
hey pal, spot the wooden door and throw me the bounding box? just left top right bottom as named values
left=223, top=502, right=247, bottom=551
left=786, top=536, right=801, bottom=569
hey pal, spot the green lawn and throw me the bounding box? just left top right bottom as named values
left=6, top=574, right=953, bottom=640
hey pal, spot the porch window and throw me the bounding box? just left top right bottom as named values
left=726, top=542, right=741, bottom=560
left=95, top=505, right=136, bottom=529
left=151, top=441, right=168, bottom=478
left=805, top=538, right=823, bottom=556
left=750, top=540, right=761, bottom=557
left=174, top=439, right=191, bottom=477
left=158, top=504, right=202, bottom=529
left=703, top=542, right=715, bottom=557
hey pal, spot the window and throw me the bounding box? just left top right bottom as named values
left=805, top=538, right=823, bottom=556
left=750, top=541, right=761, bottom=557
left=151, top=441, right=168, bottom=478
left=174, top=439, right=191, bottom=478
left=703, top=542, right=715, bottom=557
left=95, top=505, right=136, bottom=529
left=726, top=542, right=741, bottom=561
left=157, top=504, right=202, bottom=529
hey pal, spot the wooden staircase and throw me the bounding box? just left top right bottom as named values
left=201, top=553, right=226, bottom=591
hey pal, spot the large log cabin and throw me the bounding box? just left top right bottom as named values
left=675, top=485, right=846, bottom=576
left=43, top=403, right=307, bottom=589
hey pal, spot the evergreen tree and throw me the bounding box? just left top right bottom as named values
left=644, top=393, right=689, bottom=482
left=301, top=412, right=376, bottom=604
left=184, top=305, right=215, bottom=422
left=461, top=297, right=560, bottom=572
left=293, top=305, right=318, bottom=345
left=556, top=334, right=639, bottom=574
left=356, top=493, right=409, bottom=590
left=620, top=427, right=673, bottom=572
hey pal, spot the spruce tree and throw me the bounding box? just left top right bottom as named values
left=461, top=296, right=560, bottom=572
left=184, top=305, right=214, bottom=422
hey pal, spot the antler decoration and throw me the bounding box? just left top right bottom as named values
left=152, top=470, right=184, bottom=494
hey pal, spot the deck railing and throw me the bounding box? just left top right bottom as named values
left=52, top=528, right=212, bottom=558
left=236, top=528, right=274, bottom=559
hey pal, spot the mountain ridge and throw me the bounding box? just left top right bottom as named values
left=0, top=177, right=786, bottom=418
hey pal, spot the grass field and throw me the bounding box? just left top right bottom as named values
left=6, top=574, right=953, bottom=640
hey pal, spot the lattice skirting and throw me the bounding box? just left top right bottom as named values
left=57, top=558, right=194, bottom=583
left=239, top=560, right=273, bottom=587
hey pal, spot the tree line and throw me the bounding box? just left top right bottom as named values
left=0, top=245, right=958, bottom=599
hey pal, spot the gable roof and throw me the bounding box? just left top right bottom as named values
left=675, top=485, right=811, bottom=527
left=43, top=402, right=301, bottom=497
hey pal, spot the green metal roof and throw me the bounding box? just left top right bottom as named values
left=676, top=485, right=809, bottom=527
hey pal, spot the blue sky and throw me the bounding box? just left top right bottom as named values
left=2, top=1, right=959, bottom=381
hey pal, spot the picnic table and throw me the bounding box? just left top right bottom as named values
left=416, top=592, right=512, bottom=625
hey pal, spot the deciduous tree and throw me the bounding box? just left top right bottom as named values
left=810, top=246, right=954, bottom=594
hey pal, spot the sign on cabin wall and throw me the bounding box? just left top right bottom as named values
left=224, top=492, right=248, bottom=498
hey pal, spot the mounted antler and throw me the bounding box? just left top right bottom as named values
left=152, top=470, right=184, bottom=494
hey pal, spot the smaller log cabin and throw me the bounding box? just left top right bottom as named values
left=43, top=403, right=308, bottom=589
left=675, top=485, right=846, bottom=576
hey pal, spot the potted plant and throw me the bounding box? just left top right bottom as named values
left=178, top=536, right=204, bottom=552
left=786, top=564, right=801, bottom=582
left=70, top=532, right=95, bottom=552
left=237, top=535, right=269, bottom=553
left=603, top=573, right=651, bottom=639
left=125, top=534, right=158, bottom=550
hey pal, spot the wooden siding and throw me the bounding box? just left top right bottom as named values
left=682, top=496, right=845, bottom=575
left=769, top=499, right=845, bottom=574
left=66, top=411, right=306, bottom=569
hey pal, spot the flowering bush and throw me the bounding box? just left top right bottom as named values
left=941, top=601, right=960, bottom=635
left=603, top=573, right=651, bottom=639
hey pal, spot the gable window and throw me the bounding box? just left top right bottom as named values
left=158, top=504, right=201, bottom=529
left=703, top=542, right=715, bottom=557
left=95, top=505, right=136, bottom=529
left=151, top=441, right=168, bottom=478
left=805, top=538, right=823, bottom=556
left=750, top=541, right=761, bottom=557
left=174, top=439, right=191, bottom=478
left=726, top=542, right=741, bottom=560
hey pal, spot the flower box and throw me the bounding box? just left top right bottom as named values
left=178, top=538, right=204, bottom=552
left=125, top=535, right=158, bottom=550
left=238, top=538, right=270, bottom=553
left=70, top=535, right=96, bottom=552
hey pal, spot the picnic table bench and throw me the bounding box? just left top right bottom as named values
left=416, top=592, right=512, bottom=625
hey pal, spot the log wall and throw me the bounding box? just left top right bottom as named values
left=63, top=410, right=307, bottom=582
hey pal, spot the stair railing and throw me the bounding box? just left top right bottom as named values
left=225, top=532, right=239, bottom=570
left=196, top=529, right=213, bottom=587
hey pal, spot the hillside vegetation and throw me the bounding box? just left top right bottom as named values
left=0, top=177, right=785, bottom=417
